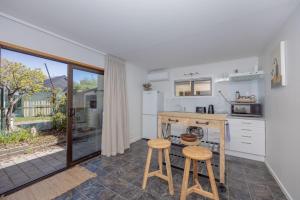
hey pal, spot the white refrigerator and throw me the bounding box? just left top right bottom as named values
left=142, top=90, right=164, bottom=139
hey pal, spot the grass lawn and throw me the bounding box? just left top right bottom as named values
left=15, top=116, right=52, bottom=122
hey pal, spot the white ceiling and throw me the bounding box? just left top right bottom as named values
left=0, top=0, right=299, bottom=69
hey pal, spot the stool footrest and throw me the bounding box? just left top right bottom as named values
left=148, top=170, right=168, bottom=182
left=187, top=185, right=214, bottom=199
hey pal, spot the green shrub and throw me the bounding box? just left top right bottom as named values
left=52, top=112, right=67, bottom=131
left=0, top=129, right=33, bottom=144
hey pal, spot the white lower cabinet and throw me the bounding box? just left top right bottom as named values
left=227, top=118, right=265, bottom=160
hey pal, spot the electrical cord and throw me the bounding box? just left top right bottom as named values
left=218, top=90, right=233, bottom=105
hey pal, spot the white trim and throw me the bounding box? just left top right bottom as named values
left=225, top=150, right=265, bottom=162
left=265, top=161, right=293, bottom=200
left=0, top=12, right=107, bottom=56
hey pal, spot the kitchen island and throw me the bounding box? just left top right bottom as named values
left=157, top=112, right=227, bottom=190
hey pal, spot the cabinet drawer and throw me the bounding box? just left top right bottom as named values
left=230, top=128, right=265, bottom=142
left=190, top=119, right=212, bottom=128
left=162, top=117, right=183, bottom=124
left=230, top=137, right=265, bottom=155
left=230, top=126, right=265, bottom=138
left=228, top=118, right=265, bottom=129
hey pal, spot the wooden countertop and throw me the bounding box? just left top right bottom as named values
left=158, top=112, right=227, bottom=121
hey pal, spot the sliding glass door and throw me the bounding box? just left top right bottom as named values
left=68, top=65, right=104, bottom=164
left=0, top=44, right=104, bottom=195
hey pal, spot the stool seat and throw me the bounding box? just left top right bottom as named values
left=183, top=146, right=212, bottom=161
left=148, top=139, right=171, bottom=149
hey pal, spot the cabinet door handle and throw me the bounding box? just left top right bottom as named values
left=196, top=121, right=209, bottom=125
left=168, top=118, right=178, bottom=122
left=242, top=122, right=252, bottom=125
left=241, top=135, right=251, bottom=138
left=241, top=142, right=252, bottom=144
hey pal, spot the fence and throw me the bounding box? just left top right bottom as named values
left=15, top=106, right=53, bottom=117
left=20, top=96, right=53, bottom=117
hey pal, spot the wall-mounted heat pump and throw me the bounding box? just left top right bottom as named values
left=147, top=71, right=169, bottom=82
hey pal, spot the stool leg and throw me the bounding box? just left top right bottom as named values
left=193, top=160, right=198, bottom=185
left=142, top=147, right=153, bottom=190
left=164, top=148, right=174, bottom=195
left=206, top=159, right=219, bottom=200
left=180, top=158, right=191, bottom=200
left=158, top=149, right=163, bottom=174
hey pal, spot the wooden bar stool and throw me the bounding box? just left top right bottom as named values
left=180, top=146, right=219, bottom=200
left=142, top=139, right=174, bottom=195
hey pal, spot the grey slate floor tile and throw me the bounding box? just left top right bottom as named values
left=6, top=139, right=288, bottom=200
left=54, top=188, right=88, bottom=200
left=56, top=139, right=287, bottom=200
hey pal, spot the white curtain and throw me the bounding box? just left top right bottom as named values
left=102, top=55, right=129, bottom=156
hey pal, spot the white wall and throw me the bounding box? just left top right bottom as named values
left=0, top=15, right=105, bottom=67
left=126, top=63, right=147, bottom=143
left=150, top=57, right=260, bottom=114
left=259, top=5, right=300, bottom=200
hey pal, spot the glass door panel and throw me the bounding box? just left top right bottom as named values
left=0, top=48, right=68, bottom=195
left=71, top=67, right=104, bottom=162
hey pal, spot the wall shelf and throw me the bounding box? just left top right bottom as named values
left=215, top=71, right=264, bottom=83
left=214, top=77, right=230, bottom=83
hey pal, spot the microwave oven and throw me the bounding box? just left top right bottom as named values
left=231, top=103, right=262, bottom=117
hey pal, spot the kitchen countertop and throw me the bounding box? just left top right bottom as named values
left=160, top=111, right=265, bottom=121
left=158, top=111, right=227, bottom=121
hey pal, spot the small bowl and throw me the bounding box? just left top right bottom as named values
left=180, top=133, right=197, bottom=142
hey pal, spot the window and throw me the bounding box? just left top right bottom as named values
left=194, top=79, right=212, bottom=96
left=175, top=81, right=192, bottom=96
left=86, top=95, right=97, bottom=109
left=175, top=78, right=212, bottom=96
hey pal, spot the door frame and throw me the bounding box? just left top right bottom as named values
left=67, top=64, right=104, bottom=167
left=0, top=48, right=4, bottom=130
left=0, top=41, right=104, bottom=196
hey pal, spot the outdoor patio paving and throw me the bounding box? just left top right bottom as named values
left=0, top=133, right=101, bottom=195
left=0, top=145, right=66, bottom=194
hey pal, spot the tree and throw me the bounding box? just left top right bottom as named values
left=52, top=88, right=67, bottom=114
left=0, top=59, right=46, bottom=132
left=74, top=78, right=97, bottom=92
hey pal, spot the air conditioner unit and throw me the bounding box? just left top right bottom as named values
left=147, top=71, right=169, bottom=82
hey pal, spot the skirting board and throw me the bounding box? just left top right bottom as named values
left=265, top=161, right=293, bottom=200
left=225, top=150, right=265, bottom=162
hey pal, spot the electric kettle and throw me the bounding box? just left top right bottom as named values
left=208, top=104, right=214, bottom=114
